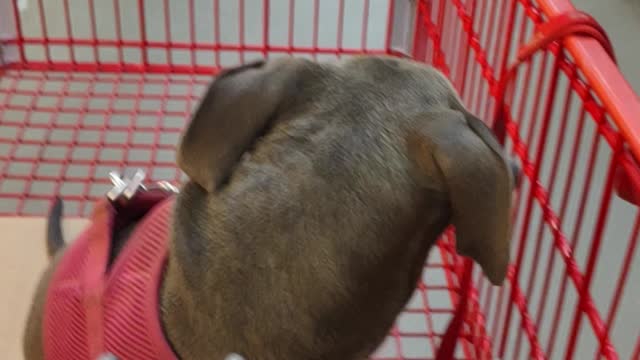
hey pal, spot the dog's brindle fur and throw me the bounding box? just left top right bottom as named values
left=23, top=56, right=516, bottom=360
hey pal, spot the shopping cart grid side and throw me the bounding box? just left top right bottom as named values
left=416, top=0, right=640, bottom=359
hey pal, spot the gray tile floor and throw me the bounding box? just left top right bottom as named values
left=1, top=0, right=638, bottom=359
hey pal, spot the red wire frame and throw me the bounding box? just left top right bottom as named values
left=412, top=0, right=639, bottom=359
left=1, top=0, right=639, bottom=359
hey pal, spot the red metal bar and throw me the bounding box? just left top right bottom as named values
left=478, top=272, right=493, bottom=345
left=0, top=71, right=33, bottom=211
left=435, top=259, right=473, bottom=360
left=30, top=72, right=76, bottom=213
left=8, top=0, right=26, bottom=63
left=122, top=71, right=147, bottom=192
left=2, top=103, right=191, bottom=118
left=189, top=0, right=196, bottom=68
left=336, top=0, right=345, bottom=54
left=383, top=0, right=395, bottom=53
left=88, top=0, right=99, bottom=64
left=80, top=72, right=115, bottom=215
left=499, top=51, right=550, bottom=358
left=147, top=75, right=172, bottom=184
left=436, top=235, right=475, bottom=359
left=35, top=0, right=51, bottom=63
left=450, top=0, right=497, bottom=105
left=464, top=0, right=482, bottom=110
left=262, top=0, right=270, bottom=58
left=445, top=3, right=460, bottom=83
left=474, top=0, right=496, bottom=119
left=213, top=0, right=221, bottom=66
left=389, top=325, right=404, bottom=359
left=490, top=180, right=525, bottom=343
left=113, top=0, right=124, bottom=65
left=502, top=106, right=617, bottom=358
left=490, top=0, right=509, bottom=72
left=514, top=48, right=563, bottom=359
left=514, top=46, right=537, bottom=141
left=532, top=67, right=575, bottom=330
left=433, top=0, right=447, bottom=70
left=422, top=1, right=449, bottom=74
left=507, top=49, right=557, bottom=358
left=487, top=0, right=508, bottom=119
left=4, top=88, right=200, bottom=102
left=361, top=0, right=370, bottom=52
left=565, top=147, right=620, bottom=359
left=497, top=0, right=519, bottom=86
left=61, top=0, right=74, bottom=63
left=485, top=8, right=626, bottom=356
left=163, top=0, right=171, bottom=66
left=312, top=0, right=319, bottom=59
left=440, top=1, right=454, bottom=75
left=483, top=0, right=499, bottom=77
left=456, top=0, right=475, bottom=103
left=0, top=71, right=210, bottom=87
left=8, top=36, right=395, bottom=52
left=536, top=0, right=640, bottom=170
left=137, top=0, right=149, bottom=67
left=239, top=0, right=245, bottom=63
left=598, top=208, right=640, bottom=359
left=288, top=0, right=294, bottom=54
left=544, top=99, right=587, bottom=353
left=416, top=280, right=441, bottom=356
left=411, top=0, right=428, bottom=62
left=547, top=130, right=601, bottom=358
left=506, top=273, right=545, bottom=359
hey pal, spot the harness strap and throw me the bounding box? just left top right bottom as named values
left=84, top=199, right=112, bottom=359
left=82, top=191, right=173, bottom=358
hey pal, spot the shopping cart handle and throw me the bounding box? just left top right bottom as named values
left=517, top=11, right=616, bottom=64
left=491, top=10, right=640, bottom=208
left=493, top=10, right=617, bottom=146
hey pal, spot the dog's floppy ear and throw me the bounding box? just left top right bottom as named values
left=407, top=109, right=515, bottom=285
left=177, top=59, right=297, bottom=192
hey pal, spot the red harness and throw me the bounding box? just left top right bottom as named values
left=43, top=193, right=178, bottom=360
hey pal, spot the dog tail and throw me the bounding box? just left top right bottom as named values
left=47, top=196, right=65, bottom=258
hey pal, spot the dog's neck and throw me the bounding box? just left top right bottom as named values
left=158, top=185, right=235, bottom=359
left=160, top=256, right=212, bottom=358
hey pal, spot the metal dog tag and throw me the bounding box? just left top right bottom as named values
left=106, top=171, right=129, bottom=201
left=107, top=169, right=147, bottom=201
left=107, top=168, right=179, bottom=203
left=106, top=169, right=147, bottom=202
left=123, top=168, right=146, bottom=199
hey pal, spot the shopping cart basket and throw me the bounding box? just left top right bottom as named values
left=1, top=0, right=639, bottom=358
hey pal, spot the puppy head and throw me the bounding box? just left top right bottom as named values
left=177, top=58, right=306, bottom=193
left=178, top=55, right=517, bottom=286
left=407, top=109, right=517, bottom=285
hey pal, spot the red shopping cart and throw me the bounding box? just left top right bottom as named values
left=1, top=0, right=639, bottom=359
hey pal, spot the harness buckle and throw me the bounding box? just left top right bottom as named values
left=107, top=169, right=179, bottom=203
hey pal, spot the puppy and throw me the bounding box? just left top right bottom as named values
left=23, top=55, right=517, bottom=359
